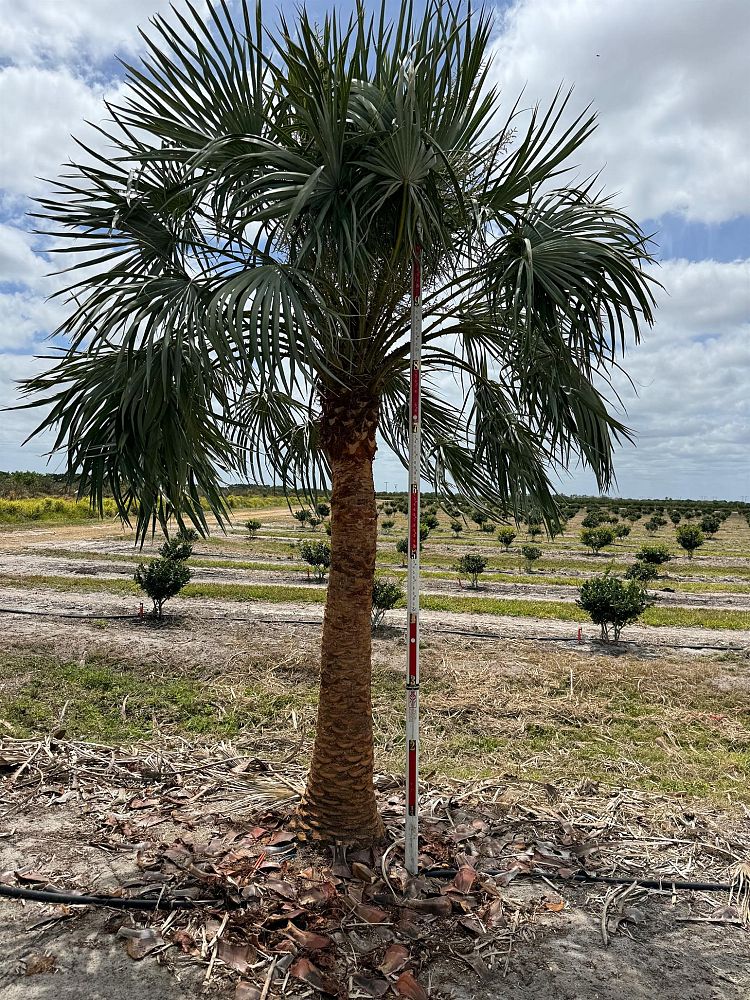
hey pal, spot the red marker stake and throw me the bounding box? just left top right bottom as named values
left=405, top=244, right=422, bottom=877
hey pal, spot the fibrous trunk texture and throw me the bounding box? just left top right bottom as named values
left=294, top=391, right=384, bottom=846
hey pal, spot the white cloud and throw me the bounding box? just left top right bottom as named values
left=0, top=0, right=208, bottom=66
left=0, top=66, right=122, bottom=198
left=490, top=0, right=750, bottom=223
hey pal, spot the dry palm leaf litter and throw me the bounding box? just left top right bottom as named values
left=1, top=735, right=749, bottom=998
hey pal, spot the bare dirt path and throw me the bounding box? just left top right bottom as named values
left=1, top=585, right=747, bottom=657
left=1, top=550, right=749, bottom=618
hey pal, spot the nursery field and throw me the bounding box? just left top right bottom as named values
left=1, top=499, right=750, bottom=999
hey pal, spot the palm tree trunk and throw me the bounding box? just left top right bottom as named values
left=294, top=391, right=385, bottom=846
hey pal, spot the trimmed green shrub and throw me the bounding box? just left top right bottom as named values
left=245, top=519, right=261, bottom=538
left=299, top=540, right=331, bottom=581
left=676, top=524, right=705, bottom=559
left=371, top=578, right=404, bottom=630
left=580, top=526, right=615, bottom=554
left=635, top=544, right=672, bottom=566
left=577, top=573, right=653, bottom=643
left=497, top=526, right=517, bottom=551
left=521, top=544, right=542, bottom=572
left=456, top=553, right=488, bottom=589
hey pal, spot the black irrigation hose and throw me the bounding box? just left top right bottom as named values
left=0, top=606, right=140, bottom=620
left=0, top=605, right=745, bottom=651
left=1, top=867, right=734, bottom=913
left=0, top=883, right=228, bottom=910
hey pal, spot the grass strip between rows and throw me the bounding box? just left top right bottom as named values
left=1, top=573, right=747, bottom=630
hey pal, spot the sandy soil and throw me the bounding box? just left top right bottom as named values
left=1, top=548, right=749, bottom=619
left=0, top=585, right=748, bottom=661
left=1, top=776, right=748, bottom=1000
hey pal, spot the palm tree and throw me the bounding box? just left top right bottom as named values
left=19, top=0, right=656, bottom=845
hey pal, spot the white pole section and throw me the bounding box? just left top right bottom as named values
left=405, top=243, right=423, bottom=876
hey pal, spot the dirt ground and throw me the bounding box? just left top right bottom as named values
left=1, top=515, right=749, bottom=998
left=1, top=760, right=749, bottom=1000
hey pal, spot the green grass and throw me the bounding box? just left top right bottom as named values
left=1, top=650, right=315, bottom=740
left=5, top=643, right=750, bottom=803
left=2, top=571, right=747, bottom=630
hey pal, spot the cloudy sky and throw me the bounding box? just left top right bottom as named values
left=0, top=0, right=748, bottom=501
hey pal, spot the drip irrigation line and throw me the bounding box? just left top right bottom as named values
left=0, top=606, right=140, bottom=620
left=1, top=867, right=733, bottom=913
left=0, top=605, right=744, bottom=652
left=0, top=883, right=229, bottom=910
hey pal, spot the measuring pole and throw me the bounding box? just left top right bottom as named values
left=405, top=244, right=423, bottom=876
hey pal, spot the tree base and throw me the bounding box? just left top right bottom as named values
left=290, top=798, right=385, bottom=849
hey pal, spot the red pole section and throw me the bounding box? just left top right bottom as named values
left=405, top=244, right=423, bottom=876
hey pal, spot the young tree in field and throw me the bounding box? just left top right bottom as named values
left=625, top=560, right=659, bottom=583
left=635, top=543, right=672, bottom=567
left=456, top=553, right=488, bottom=589
left=450, top=519, right=463, bottom=537
left=581, top=512, right=601, bottom=529
left=521, top=544, right=543, bottom=572
left=676, top=524, right=704, bottom=559
left=293, top=509, right=312, bottom=529
left=245, top=519, right=262, bottom=539
left=580, top=526, right=615, bottom=554
left=371, top=578, right=404, bottom=630
left=19, top=0, right=655, bottom=844
left=381, top=518, right=395, bottom=533
left=613, top=523, right=631, bottom=540
left=497, top=526, right=517, bottom=551
left=577, top=573, right=652, bottom=643
left=135, top=528, right=195, bottom=618
left=299, top=540, right=331, bottom=581
left=396, top=538, right=409, bottom=568
left=471, top=511, right=489, bottom=531
left=700, top=514, right=720, bottom=538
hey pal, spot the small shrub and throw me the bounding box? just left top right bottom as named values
left=635, top=544, right=672, bottom=566
left=471, top=511, right=489, bottom=529
left=497, top=526, right=517, bottom=551
left=245, top=519, right=261, bottom=538
left=613, top=524, right=631, bottom=540
left=159, top=527, right=198, bottom=562
left=456, top=553, right=488, bottom=589
left=396, top=538, right=409, bottom=566
left=381, top=519, right=395, bottom=533
left=581, top=512, right=601, bottom=529
left=299, top=540, right=331, bottom=581
left=577, top=573, right=653, bottom=643
left=700, top=514, right=720, bottom=537
left=422, top=512, right=440, bottom=530
left=135, top=529, right=196, bottom=619
left=316, top=502, right=330, bottom=518
left=580, top=526, right=615, bottom=554
left=625, top=561, right=659, bottom=583
left=371, top=578, right=404, bottom=630
left=293, top=509, right=311, bottom=527
left=669, top=511, right=681, bottom=525
left=324, top=520, right=332, bottom=536
left=527, top=520, right=542, bottom=539
left=676, top=524, right=705, bottom=559
left=307, top=516, right=321, bottom=531
left=521, top=544, right=542, bottom=572
left=450, top=520, right=463, bottom=537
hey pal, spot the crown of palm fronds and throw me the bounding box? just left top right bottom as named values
left=18, top=0, right=657, bottom=538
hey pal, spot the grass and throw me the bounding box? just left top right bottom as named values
left=1, top=571, right=747, bottom=630
left=3, top=640, right=750, bottom=803
left=0, top=649, right=315, bottom=740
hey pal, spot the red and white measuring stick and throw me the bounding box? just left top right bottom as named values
left=405, top=244, right=422, bottom=876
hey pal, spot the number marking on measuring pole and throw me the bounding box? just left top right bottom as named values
left=405, top=244, right=422, bottom=876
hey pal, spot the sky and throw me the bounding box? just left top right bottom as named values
left=0, top=0, right=748, bottom=501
